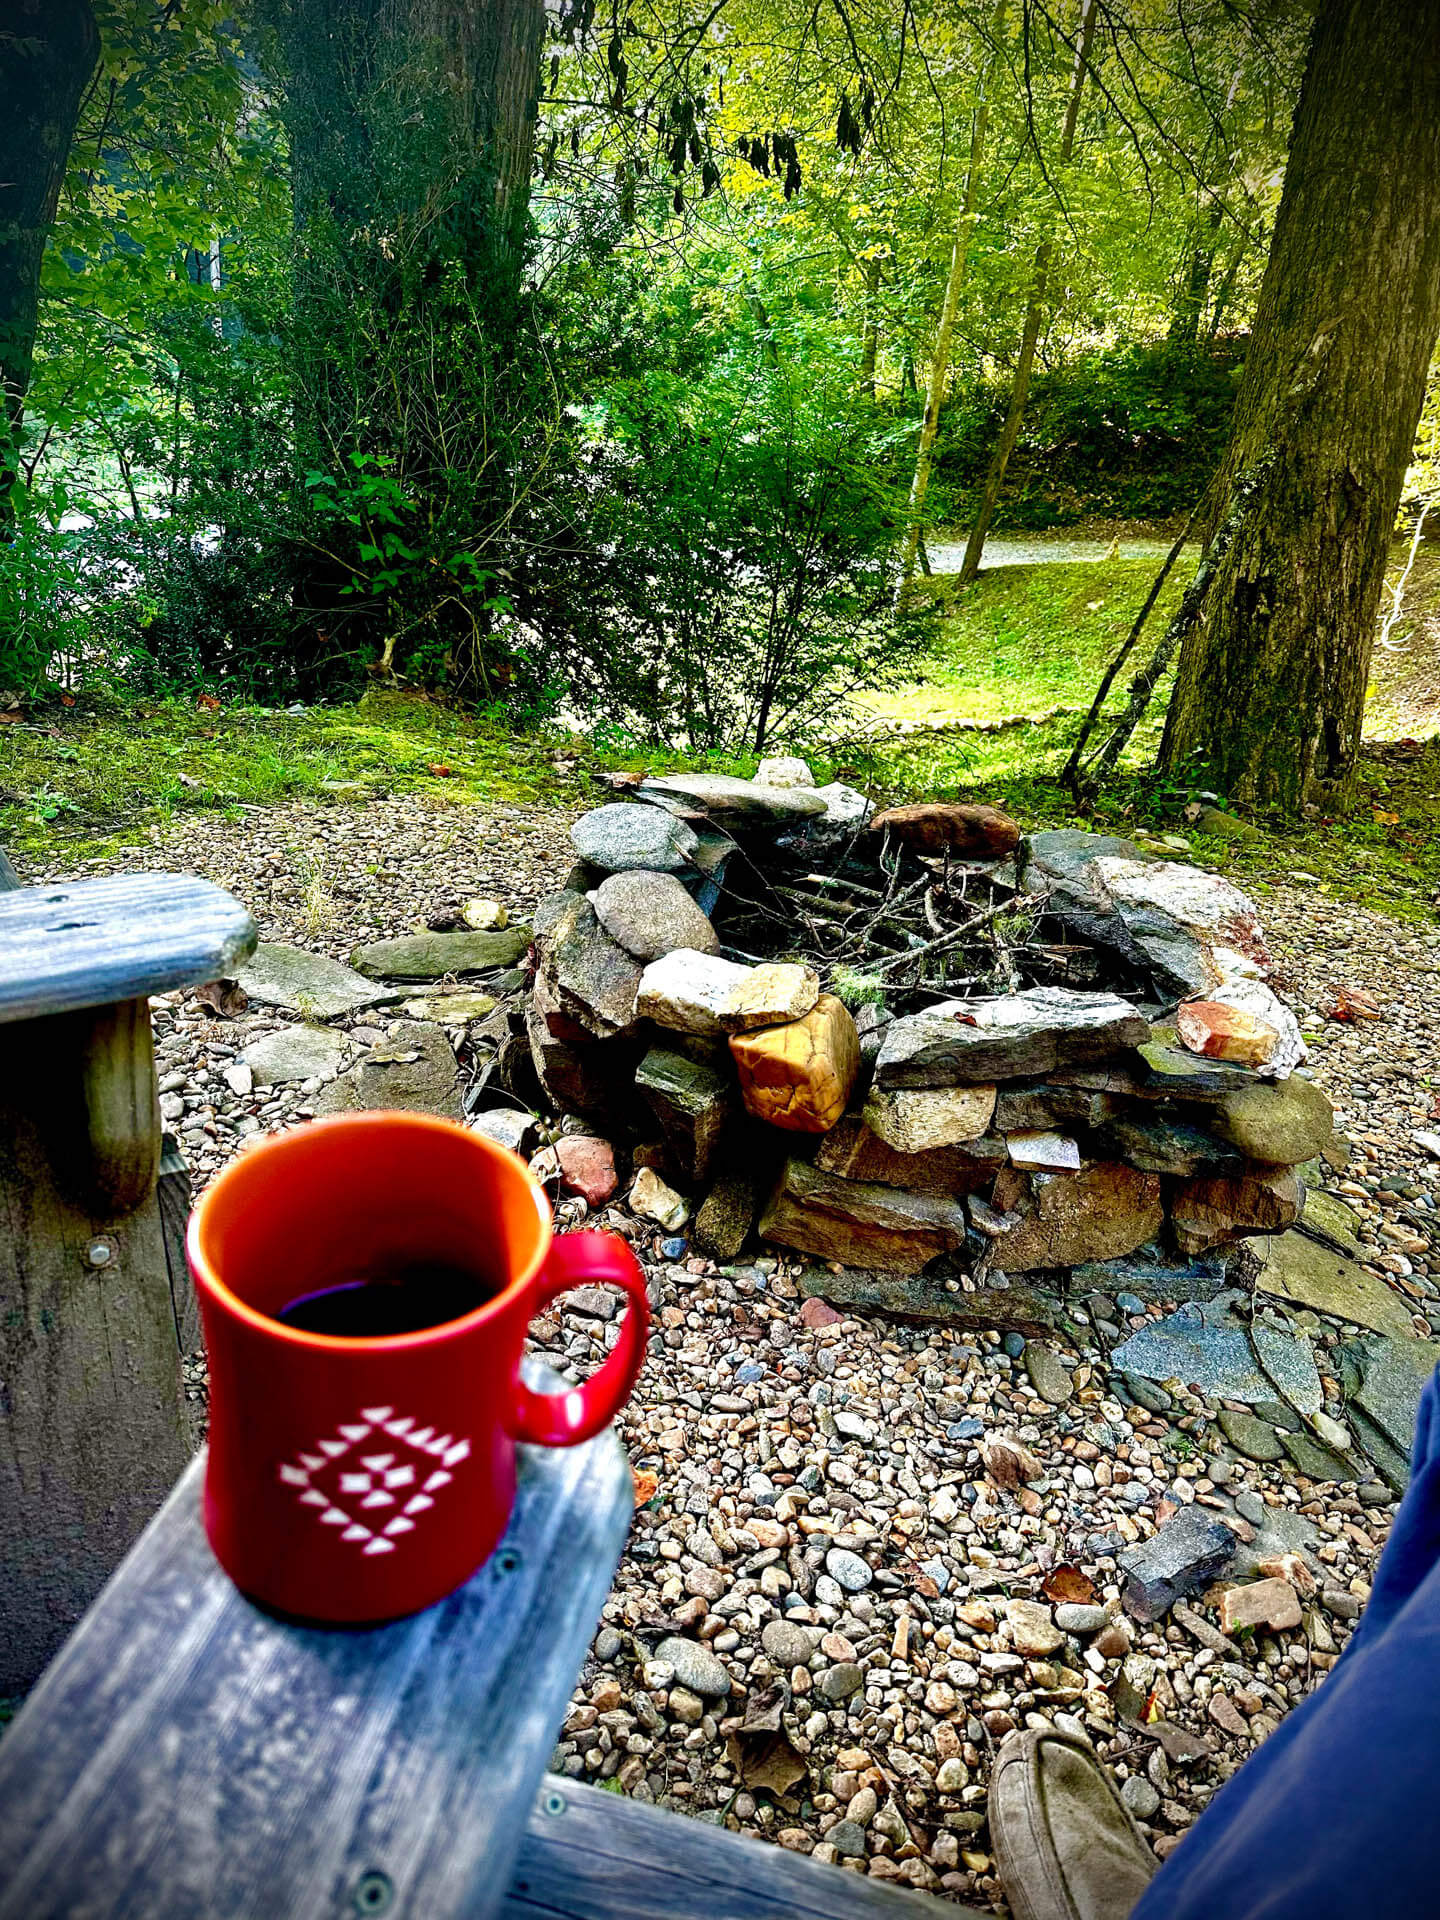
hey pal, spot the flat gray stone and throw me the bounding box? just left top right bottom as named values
left=1251, top=1312, right=1322, bottom=1416
left=655, top=1636, right=731, bottom=1697
left=1111, top=1297, right=1271, bottom=1404
left=1299, top=1188, right=1366, bottom=1258
left=349, top=927, right=530, bottom=982
left=875, top=988, right=1148, bottom=1089
left=1281, top=1431, right=1355, bottom=1484
left=242, top=1024, right=352, bottom=1086
left=468, top=1108, right=536, bottom=1155
left=591, top=870, right=719, bottom=962
left=1023, top=1344, right=1074, bottom=1406
left=639, top=772, right=827, bottom=822
left=571, top=804, right=700, bottom=873
left=236, top=943, right=393, bottom=1019
left=1218, top=1410, right=1285, bottom=1462
left=1345, top=1334, right=1436, bottom=1456
left=1229, top=1503, right=1319, bottom=1579
left=1253, top=1232, right=1416, bottom=1339
left=314, top=1020, right=462, bottom=1119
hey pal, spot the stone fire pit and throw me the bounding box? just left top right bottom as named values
left=517, top=760, right=1340, bottom=1331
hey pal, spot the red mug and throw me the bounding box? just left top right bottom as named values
left=187, top=1111, right=649, bottom=1623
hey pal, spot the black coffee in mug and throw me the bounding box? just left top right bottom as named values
left=277, top=1261, right=496, bottom=1338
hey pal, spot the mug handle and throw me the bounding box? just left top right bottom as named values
left=511, top=1232, right=651, bottom=1446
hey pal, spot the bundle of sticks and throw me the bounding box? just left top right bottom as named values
left=710, top=836, right=1100, bottom=1011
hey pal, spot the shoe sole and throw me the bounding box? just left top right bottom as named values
left=990, top=1727, right=1155, bottom=1920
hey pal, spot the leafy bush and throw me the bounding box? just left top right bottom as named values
left=0, top=483, right=97, bottom=694
left=932, top=341, right=1244, bottom=527
left=536, top=303, right=918, bottom=752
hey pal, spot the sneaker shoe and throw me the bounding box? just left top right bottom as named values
left=990, top=1727, right=1157, bottom=1920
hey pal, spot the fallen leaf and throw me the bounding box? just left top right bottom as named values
left=0, top=711, right=20, bottom=725
left=1042, top=1564, right=1097, bottom=1607
left=58, top=691, right=76, bottom=707
left=1372, top=809, right=1400, bottom=825
left=194, top=979, right=248, bottom=1018
left=726, top=1683, right=808, bottom=1795
left=426, top=763, right=455, bottom=778
left=196, top=692, right=221, bottom=711
left=631, top=1467, right=659, bottom=1505
left=1149, top=1719, right=1213, bottom=1764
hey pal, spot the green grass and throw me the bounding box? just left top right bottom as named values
left=0, top=689, right=567, bottom=864
left=4, top=551, right=1438, bottom=930
left=852, top=556, right=1185, bottom=730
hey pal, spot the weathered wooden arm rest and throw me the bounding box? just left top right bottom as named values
left=0, top=1361, right=634, bottom=1920
left=507, top=1775, right=978, bottom=1920
left=0, top=873, right=256, bottom=1213
left=0, top=871, right=256, bottom=1023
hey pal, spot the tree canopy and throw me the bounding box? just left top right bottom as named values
left=2, top=0, right=1436, bottom=809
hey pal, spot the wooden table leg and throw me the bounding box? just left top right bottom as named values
left=0, top=1003, right=191, bottom=1693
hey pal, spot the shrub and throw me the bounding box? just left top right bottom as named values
left=536, top=308, right=920, bottom=753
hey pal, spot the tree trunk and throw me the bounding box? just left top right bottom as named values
left=280, top=0, right=544, bottom=469
left=958, top=0, right=1096, bottom=584
left=859, top=258, right=880, bottom=400
left=895, top=0, right=1005, bottom=605
left=1167, top=201, right=1223, bottom=354
left=0, top=0, right=99, bottom=493
left=1160, top=0, right=1440, bottom=815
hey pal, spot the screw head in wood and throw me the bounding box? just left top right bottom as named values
left=351, top=1870, right=394, bottom=1915
left=86, top=1237, right=116, bottom=1268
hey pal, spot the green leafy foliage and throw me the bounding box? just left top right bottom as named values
left=540, top=286, right=919, bottom=751
left=932, top=343, right=1245, bottom=527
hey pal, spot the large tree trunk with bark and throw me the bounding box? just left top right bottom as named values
left=279, top=0, right=544, bottom=467
left=268, top=0, right=545, bottom=677
left=0, top=0, right=99, bottom=491
left=1160, top=0, right=1440, bottom=815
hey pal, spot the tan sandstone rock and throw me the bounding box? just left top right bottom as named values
left=1176, top=999, right=1279, bottom=1070
left=637, top=950, right=820, bottom=1036
left=863, top=1082, right=997, bottom=1153
left=730, top=993, right=859, bottom=1134
left=1171, top=1166, right=1304, bottom=1255
left=987, top=1163, right=1164, bottom=1271
left=815, top=1117, right=1005, bottom=1195
left=1218, top=1578, right=1302, bottom=1635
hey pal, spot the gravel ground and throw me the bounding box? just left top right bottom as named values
left=40, top=794, right=1440, bottom=1911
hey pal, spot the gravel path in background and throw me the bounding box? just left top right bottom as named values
left=39, top=797, right=1440, bottom=1911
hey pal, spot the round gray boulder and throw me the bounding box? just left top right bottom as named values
left=592, top=870, right=720, bottom=962
left=570, top=804, right=699, bottom=874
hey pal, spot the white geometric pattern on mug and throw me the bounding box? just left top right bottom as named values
left=276, top=1406, right=471, bottom=1557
